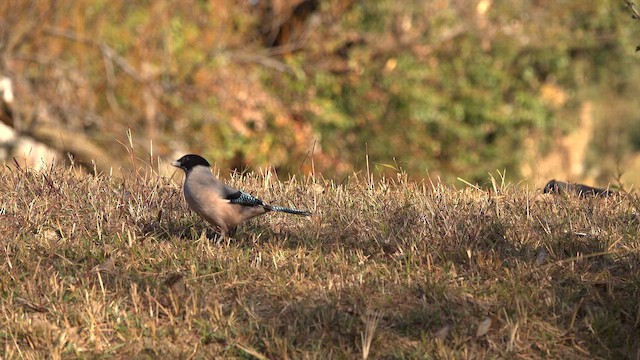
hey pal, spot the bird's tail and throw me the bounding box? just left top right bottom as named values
left=267, top=205, right=312, bottom=216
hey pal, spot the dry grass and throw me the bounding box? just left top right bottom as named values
left=2, top=160, right=640, bottom=359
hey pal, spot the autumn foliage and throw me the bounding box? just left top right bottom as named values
left=1, top=1, right=639, bottom=183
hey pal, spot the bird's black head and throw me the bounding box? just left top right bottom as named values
left=171, top=154, right=211, bottom=172
left=543, top=179, right=558, bottom=194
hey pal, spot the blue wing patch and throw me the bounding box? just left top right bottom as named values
left=227, top=191, right=265, bottom=207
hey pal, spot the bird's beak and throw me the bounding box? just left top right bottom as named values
left=171, top=161, right=181, bottom=168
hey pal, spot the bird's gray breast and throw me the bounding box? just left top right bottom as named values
left=182, top=167, right=223, bottom=217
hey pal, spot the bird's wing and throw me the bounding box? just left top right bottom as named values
left=203, top=174, right=267, bottom=207
left=225, top=190, right=266, bottom=207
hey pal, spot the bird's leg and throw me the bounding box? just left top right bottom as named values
left=212, top=224, right=233, bottom=243
left=218, top=224, right=229, bottom=238
left=227, top=226, right=237, bottom=238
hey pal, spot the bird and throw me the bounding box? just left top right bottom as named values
left=543, top=179, right=615, bottom=197
left=171, top=154, right=312, bottom=237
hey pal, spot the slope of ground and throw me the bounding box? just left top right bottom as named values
left=1, top=162, right=639, bottom=358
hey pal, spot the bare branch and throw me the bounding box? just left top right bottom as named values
left=623, top=0, right=640, bottom=51
left=624, top=0, right=640, bottom=20
left=43, top=27, right=144, bottom=82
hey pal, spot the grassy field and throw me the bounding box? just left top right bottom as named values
left=1, top=160, right=640, bottom=359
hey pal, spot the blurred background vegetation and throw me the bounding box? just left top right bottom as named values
left=1, top=0, right=640, bottom=186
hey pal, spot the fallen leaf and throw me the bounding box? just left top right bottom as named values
left=535, top=248, right=547, bottom=265
left=435, top=324, right=450, bottom=340
left=476, top=317, right=492, bottom=337
left=164, top=273, right=186, bottom=297
left=39, top=228, right=60, bottom=242
left=92, top=255, right=116, bottom=273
